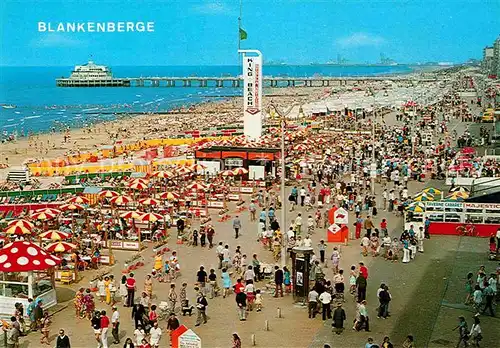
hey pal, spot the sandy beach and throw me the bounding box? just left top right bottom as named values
left=0, top=87, right=325, bottom=171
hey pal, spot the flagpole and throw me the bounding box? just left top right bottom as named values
left=238, top=0, right=243, bottom=53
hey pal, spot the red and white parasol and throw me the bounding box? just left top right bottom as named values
left=98, top=190, right=119, bottom=199
left=45, top=241, right=77, bottom=253
left=67, top=196, right=90, bottom=205
left=109, top=195, right=133, bottom=205
left=120, top=211, right=143, bottom=219
left=151, top=170, right=174, bottom=179
left=138, top=198, right=160, bottom=206
left=4, top=225, right=32, bottom=236
left=128, top=181, right=148, bottom=190
left=159, top=191, right=180, bottom=200
left=176, top=167, right=192, bottom=175
left=0, top=241, right=61, bottom=272
left=60, top=203, right=85, bottom=211
left=137, top=212, right=163, bottom=222
left=39, top=230, right=71, bottom=241
left=36, top=208, right=61, bottom=215
left=189, top=164, right=206, bottom=172
left=7, top=219, right=34, bottom=230
left=232, top=167, right=249, bottom=176
left=460, top=147, right=475, bottom=155
left=187, top=182, right=207, bottom=190
left=31, top=211, right=57, bottom=221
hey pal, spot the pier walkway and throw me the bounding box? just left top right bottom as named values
left=56, top=75, right=437, bottom=88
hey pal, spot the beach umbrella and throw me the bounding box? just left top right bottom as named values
left=459, top=162, right=473, bottom=170
left=128, top=181, right=148, bottom=190
left=159, top=191, right=180, bottom=200
left=151, top=170, right=174, bottom=179
left=422, top=187, right=441, bottom=196
left=444, top=196, right=465, bottom=202
left=220, top=170, right=235, bottom=177
left=450, top=186, right=470, bottom=193
left=461, top=147, right=475, bottom=154
left=36, top=208, right=62, bottom=215
left=98, top=190, right=119, bottom=199
left=407, top=203, right=425, bottom=212
left=129, top=178, right=149, bottom=185
left=232, top=167, right=249, bottom=176
left=4, top=225, right=32, bottom=236
left=294, top=144, right=307, bottom=151
left=176, top=167, right=192, bottom=175
left=67, top=196, right=90, bottom=205
left=138, top=198, right=160, bottom=206
left=0, top=241, right=61, bottom=272
left=186, top=182, right=207, bottom=190
left=60, top=203, right=84, bottom=211
left=45, top=241, right=77, bottom=253
left=109, top=195, right=134, bottom=206
left=120, top=211, right=143, bottom=219
left=39, top=230, right=70, bottom=241
left=189, top=164, right=206, bottom=172
left=447, top=191, right=470, bottom=199
left=137, top=212, right=163, bottom=223
left=413, top=193, right=434, bottom=202
left=31, top=211, right=57, bottom=221
left=7, top=219, right=34, bottom=230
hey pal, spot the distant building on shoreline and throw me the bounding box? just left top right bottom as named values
left=483, top=36, right=500, bottom=79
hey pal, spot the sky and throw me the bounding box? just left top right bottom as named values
left=1, top=0, right=499, bottom=66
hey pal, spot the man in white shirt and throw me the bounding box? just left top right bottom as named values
left=286, top=227, right=295, bottom=242
left=111, top=306, right=120, bottom=344
left=222, top=245, right=231, bottom=269
left=300, top=187, right=307, bottom=206
left=244, top=266, right=255, bottom=283
left=308, top=289, right=319, bottom=318
left=216, top=242, right=224, bottom=269
left=303, top=235, right=313, bottom=248
left=318, top=290, right=332, bottom=320
left=149, top=321, right=162, bottom=348
left=295, top=214, right=303, bottom=235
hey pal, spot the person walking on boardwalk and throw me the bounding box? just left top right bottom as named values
left=195, top=288, right=208, bottom=326
left=332, top=302, right=346, bottom=334
left=233, top=216, right=242, bottom=239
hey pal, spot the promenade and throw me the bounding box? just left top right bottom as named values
left=6, top=93, right=499, bottom=348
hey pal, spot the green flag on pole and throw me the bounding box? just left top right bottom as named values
left=239, top=27, right=248, bottom=40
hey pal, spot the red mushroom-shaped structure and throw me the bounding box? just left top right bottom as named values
left=0, top=241, right=61, bottom=272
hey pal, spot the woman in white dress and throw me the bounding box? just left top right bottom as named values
left=96, top=276, right=106, bottom=302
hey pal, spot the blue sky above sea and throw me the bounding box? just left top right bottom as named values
left=1, top=0, right=499, bottom=66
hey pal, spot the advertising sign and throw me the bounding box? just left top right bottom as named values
left=333, top=207, right=349, bottom=224
left=243, top=55, right=263, bottom=139
left=179, top=329, right=201, bottom=348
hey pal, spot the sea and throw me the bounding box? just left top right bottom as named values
left=0, top=64, right=413, bottom=137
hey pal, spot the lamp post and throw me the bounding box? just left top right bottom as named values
left=269, top=102, right=301, bottom=267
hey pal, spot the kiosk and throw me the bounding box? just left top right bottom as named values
left=0, top=241, right=61, bottom=315
left=290, top=246, right=314, bottom=304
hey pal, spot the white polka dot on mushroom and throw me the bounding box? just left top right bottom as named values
left=11, top=247, right=18, bottom=253
left=45, top=259, right=56, bottom=266
left=27, top=247, right=38, bottom=256
left=0, top=255, right=7, bottom=264
left=4, top=263, right=11, bottom=268
left=17, top=257, right=29, bottom=266
left=33, top=260, right=41, bottom=265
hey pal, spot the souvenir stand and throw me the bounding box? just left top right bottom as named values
left=0, top=241, right=61, bottom=315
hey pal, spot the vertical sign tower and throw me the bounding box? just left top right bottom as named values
left=239, top=50, right=263, bottom=139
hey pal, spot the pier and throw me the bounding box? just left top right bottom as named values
left=56, top=76, right=437, bottom=88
